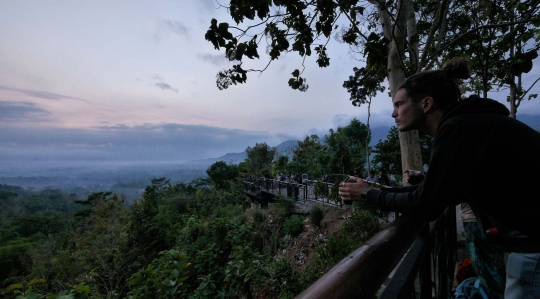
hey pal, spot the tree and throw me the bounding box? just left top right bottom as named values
left=371, top=127, right=402, bottom=178
left=291, top=135, right=327, bottom=179
left=371, top=126, right=434, bottom=180
left=206, top=161, right=240, bottom=190
left=203, top=0, right=422, bottom=182
left=244, top=142, right=277, bottom=177
left=324, top=118, right=369, bottom=176
left=28, top=192, right=133, bottom=296
left=128, top=178, right=178, bottom=261
left=272, top=154, right=290, bottom=177
left=441, top=0, right=540, bottom=118
left=204, top=0, right=540, bottom=184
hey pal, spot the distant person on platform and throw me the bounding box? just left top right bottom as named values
left=321, top=173, right=328, bottom=182
left=338, top=57, right=540, bottom=298
left=378, top=169, right=390, bottom=186
left=365, top=170, right=378, bottom=185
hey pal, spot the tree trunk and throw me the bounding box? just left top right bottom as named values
left=383, top=0, right=425, bottom=185
left=509, top=82, right=518, bottom=118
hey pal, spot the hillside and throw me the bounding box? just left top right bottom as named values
left=275, top=205, right=350, bottom=272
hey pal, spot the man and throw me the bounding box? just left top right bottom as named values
left=338, top=57, right=540, bottom=298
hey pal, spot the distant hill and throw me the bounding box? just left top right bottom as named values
left=518, top=114, right=540, bottom=131
left=186, top=114, right=540, bottom=168
left=186, top=126, right=395, bottom=168
left=275, top=139, right=298, bottom=158
left=187, top=139, right=300, bottom=167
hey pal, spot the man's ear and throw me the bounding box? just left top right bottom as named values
left=422, top=97, right=435, bottom=113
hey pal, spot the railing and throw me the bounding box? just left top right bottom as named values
left=296, top=206, right=457, bottom=299
left=243, top=178, right=343, bottom=207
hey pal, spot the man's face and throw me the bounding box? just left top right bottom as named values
left=392, top=89, right=425, bottom=132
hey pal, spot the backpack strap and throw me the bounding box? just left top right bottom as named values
left=473, top=278, right=489, bottom=299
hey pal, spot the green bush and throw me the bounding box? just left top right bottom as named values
left=317, top=235, right=356, bottom=266
left=309, top=205, right=325, bottom=228
left=182, top=216, right=205, bottom=243
left=339, top=209, right=381, bottom=244
left=327, top=183, right=341, bottom=204
left=313, top=180, right=329, bottom=197
left=0, top=239, right=36, bottom=284
left=253, top=210, right=266, bottom=224
left=283, top=215, right=304, bottom=237
left=268, top=230, right=282, bottom=257
left=270, top=258, right=303, bottom=299
left=2, top=281, right=91, bottom=299
left=224, top=245, right=267, bottom=298
left=275, top=195, right=295, bottom=218
left=212, top=204, right=244, bottom=220
left=300, top=236, right=357, bottom=287
left=127, top=249, right=191, bottom=299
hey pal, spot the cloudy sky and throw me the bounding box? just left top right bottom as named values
left=1, top=1, right=539, bottom=172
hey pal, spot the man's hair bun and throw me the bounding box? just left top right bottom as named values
left=442, top=57, right=470, bottom=80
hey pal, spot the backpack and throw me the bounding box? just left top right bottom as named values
left=455, top=258, right=476, bottom=284
left=454, top=277, right=489, bottom=299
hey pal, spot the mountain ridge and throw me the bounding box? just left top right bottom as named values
left=190, top=125, right=392, bottom=167
left=180, top=114, right=540, bottom=168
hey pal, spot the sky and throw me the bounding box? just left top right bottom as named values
left=1, top=1, right=539, bottom=174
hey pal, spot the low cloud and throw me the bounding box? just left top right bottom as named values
left=0, top=85, right=88, bottom=102
left=154, top=19, right=189, bottom=42
left=0, top=123, right=280, bottom=166
left=0, top=101, right=50, bottom=122
left=155, top=82, right=178, bottom=93
left=161, top=19, right=188, bottom=38
left=332, top=111, right=395, bottom=129
left=151, top=76, right=178, bottom=93
left=197, top=53, right=228, bottom=66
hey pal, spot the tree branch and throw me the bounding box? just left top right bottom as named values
left=518, top=76, right=540, bottom=102
left=343, top=10, right=370, bottom=41
left=420, top=0, right=450, bottom=69
left=427, top=18, right=540, bottom=62
left=391, top=0, right=408, bottom=76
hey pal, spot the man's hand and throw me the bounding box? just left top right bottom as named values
left=338, top=176, right=370, bottom=202
left=404, top=170, right=424, bottom=185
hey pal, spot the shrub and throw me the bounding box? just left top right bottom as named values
left=283, top=215, right=304, bottom=237
left=339, top=209, right=381, bottom=244
left=309, top=205, right=325, bottom=228
left=2, top=281, right=91, bottom=299
left=268, top=230, right=282, bottom=257
left=313, top=235, right=357, bottom=276
left=275, top=195, right=295, bottom=218
left=212, top=204, right=243, bottom=220
left=313, top=180, right=329, bottom=198
left=0, top=239, right=36, bottom=284
left=127, top=249, right=191, bottom=299
left=270, top=258, right=303, bottom=299
left=182, top=216, right=205, bottom=243
left=208, top=217, right=233, bottom=245
left=327, top=183, right=341, bottom=204
left=253, top=210, right=266, bottom=224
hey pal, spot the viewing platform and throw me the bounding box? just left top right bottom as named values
left=242, top=178, right=344, bottom=213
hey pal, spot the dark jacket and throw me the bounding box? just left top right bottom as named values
left=367, top=96, right=540, bottom=242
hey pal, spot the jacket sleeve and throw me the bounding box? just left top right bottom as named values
left=366, top=120, right=476, bottom=221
